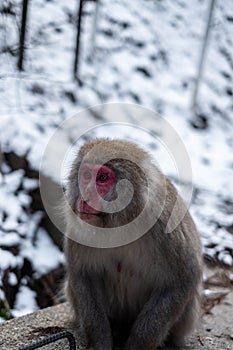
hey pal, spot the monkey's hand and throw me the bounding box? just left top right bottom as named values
left=124, top=282, right=197, bottom=350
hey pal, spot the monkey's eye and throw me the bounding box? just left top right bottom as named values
left=83, top=171, right=92, bottom=180
left=97, top=173, right=108, bottom=183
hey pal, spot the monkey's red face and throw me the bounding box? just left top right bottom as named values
left=77, top=163, right=115, bottom=221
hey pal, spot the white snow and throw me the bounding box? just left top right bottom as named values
left=8, top=272, right=17, bottom=286
left=0, top=249, right=23, bottom=272
left=0, top=232, right=20, bottom=246
left=11, top=285, right=38, bottom=318
left=21, top=228, right=65, bottom=276
left=23, top=178, right=39, bottom=191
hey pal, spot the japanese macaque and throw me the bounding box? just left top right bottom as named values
left=64, top=139, right=202, bottom=350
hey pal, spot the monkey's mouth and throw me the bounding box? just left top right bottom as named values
left=78, top=211, right=102, bottom=221
left=78, top=211, right=99, bottom=215
left=77, top=201, right=106, bottom=220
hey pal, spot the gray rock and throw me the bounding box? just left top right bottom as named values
left=0, top=292, right=233, bottom=350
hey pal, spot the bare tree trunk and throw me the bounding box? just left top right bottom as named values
left=18, top=0, right=29, bottom=71
left=90, top=0, right=100, bottom=58
left=74, top=0, right=84, bottom=81
left=191, top=0, right=216, bottom=117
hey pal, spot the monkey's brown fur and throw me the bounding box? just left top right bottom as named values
left=64, top=139, right=202, bottom=350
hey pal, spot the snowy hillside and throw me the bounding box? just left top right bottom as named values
left=0, top=0, right=233, bottom=320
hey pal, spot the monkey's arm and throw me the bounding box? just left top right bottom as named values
left=124, top=285, right=191, bottom=350
left=124, top=251, right=200, bottom=350
left=66, top=272, right=113, bottom=350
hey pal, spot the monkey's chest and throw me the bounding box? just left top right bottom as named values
left=103, top=261, right=153, bottom=318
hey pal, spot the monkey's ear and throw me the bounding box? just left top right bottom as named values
left=68, top=158, right=81, bottom=182
left=65, top=175, right=80, bottom=209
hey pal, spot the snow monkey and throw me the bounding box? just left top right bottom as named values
left=64, top=139, right=202, bottom=350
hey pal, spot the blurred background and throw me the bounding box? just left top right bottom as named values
left=0, top=0, right=233, bottom=321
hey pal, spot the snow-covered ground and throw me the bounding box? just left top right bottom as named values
left=0, top=0, right=233, bottom=320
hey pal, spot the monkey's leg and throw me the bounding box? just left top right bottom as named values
left=124, top=286, right=194, bottom=350
left=67, top=273, right=113, bottom=350
left=166, top=295, right=200, bottom=347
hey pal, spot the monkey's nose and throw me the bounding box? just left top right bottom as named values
left=81, top=196, right=88, bottom=203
